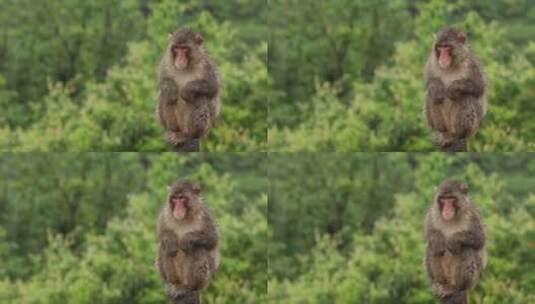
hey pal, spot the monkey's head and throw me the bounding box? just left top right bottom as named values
left=169, top=28, right=204, bottom=70
left=433, top=27, right=468, bottom=69
left=434, top=179, right=469, bottom=221
left=168, top=179, right=202, bottom=220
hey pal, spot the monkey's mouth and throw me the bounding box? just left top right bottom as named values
left=436, top=44, right=452, bottom=68
left=439, top=196, right=457, bottom=220
left=171, top=195, right=189, bottom=219
left=173, top=45, right=190, bottom=69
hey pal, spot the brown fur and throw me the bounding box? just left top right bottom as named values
left=157, top=28, right=221, bottom=152
left=424, top=27, right=486, bottom=152
left=424, top=179, right=486, bottom=304
left=157, top=180, right=220, bottom=304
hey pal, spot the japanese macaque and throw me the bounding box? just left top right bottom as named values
left=157, top=180, right=219, bottom=304
left=424, top=27, right=486, bottom=152
left=424, top=179, right=487, bottom=304
left=157, top=28, right=221, bottom=152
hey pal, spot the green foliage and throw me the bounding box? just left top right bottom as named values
left=0, top=154, right=267, bottom=303
left=269, top=153, right=535, bottom=303
left=269, top=0, right=535, bottom=151
left=0, top=0, right=267, bottom=151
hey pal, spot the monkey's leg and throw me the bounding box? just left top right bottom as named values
left=453, top=249, right=480, bottom=291
left=426, top=252, right=448, bottom=284
left=191, top=254, right=212, bottom=290
left=426, top=100, right=455, bottom=151
left=448, top=97, right=480, bottom=152
left=425, top=99, right=448, bottom=132
left=158, top=78, right=179, bottom=129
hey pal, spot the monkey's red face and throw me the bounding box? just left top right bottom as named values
left=173, top=44, right=190, bottom=70
left=438, top=196, right=457, bottom=221
left=170, top=193, right=189, bottom=220
left=168, top=181, right=202, bottom=220
left=436, top=43, right=452, bottom=69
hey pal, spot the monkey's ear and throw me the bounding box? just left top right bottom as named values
left=457, top=32, right=466, bottom=44
left=192, top=183, right=202, bottom=195
left=194, top=33, right=204, bottom=47
left=460, top=183, right=469, bottom=194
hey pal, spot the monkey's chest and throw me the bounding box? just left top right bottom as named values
left=175, top=220, right=202, bottom=240
left=173, top=70, right=202, bottom=90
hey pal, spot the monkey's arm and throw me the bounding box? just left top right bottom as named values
left=179, top=217, right=218, bottom=252
left=160, top=229, right=180, bottom=256
left=426, top=77, right=446, bottom=103
left=157, top=78, right=180, bottom=131
left=159, top=78, right=179, bottom=105
left=180, top=62, right=219, bottom=103
left=447, top=216, right=485, bottom=254
left=425, top=228, right=448, bottom=283
left=446, top=62, right=485, bottom=100
left=427, top=227, right=447, bottom=255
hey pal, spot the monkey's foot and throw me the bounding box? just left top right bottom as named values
left=441, top=138, right=467, bottom=152
left=166, top=285, right=200, bottom=304
left=432, top=283, right=456, bottom=299
left=165, top=284, right=191, bottom=300
left=166, top=131, right=187, bottom=146
left=440, top=291, right=467, bottom=304
left=174, top=138, right=200, bottom=152
left=165, top=132, right=201, bottom=152
left=178, top=291, right=200, bottom=304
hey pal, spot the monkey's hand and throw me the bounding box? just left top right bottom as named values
left=446, top=238, right=463, bottom=255
left=180, top=79, right=218, bottom=103
left=448, top=74, right=485, bottom=100
left=161, top=230, right=180, bottom=256
left=448, top=229, right=485, bottom=251
left=446, top=82, right=466, bottom=101
left=179, top=226, right=218, bottom=252
left=160, top=78, right=179, bottom=105
left=178, top=237, right=195, bottom=253
left=427, top=79, right=446, bottom=103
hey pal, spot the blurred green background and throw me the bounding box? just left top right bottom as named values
left=0, top=0, right=268, bottom=151
left=0, top=153, right=267, bottom=303
left=268, top=153, right=535, bottom=303
left=269, top=0, right=535, bottom=151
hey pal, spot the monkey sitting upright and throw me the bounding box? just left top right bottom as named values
left=424, top=179, right=487, bottom=304
left=157, top=28, right=221, bottom=152
left=424, top=27, right=486, bottom=152
left=157, top=180, right=220, bottom=304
